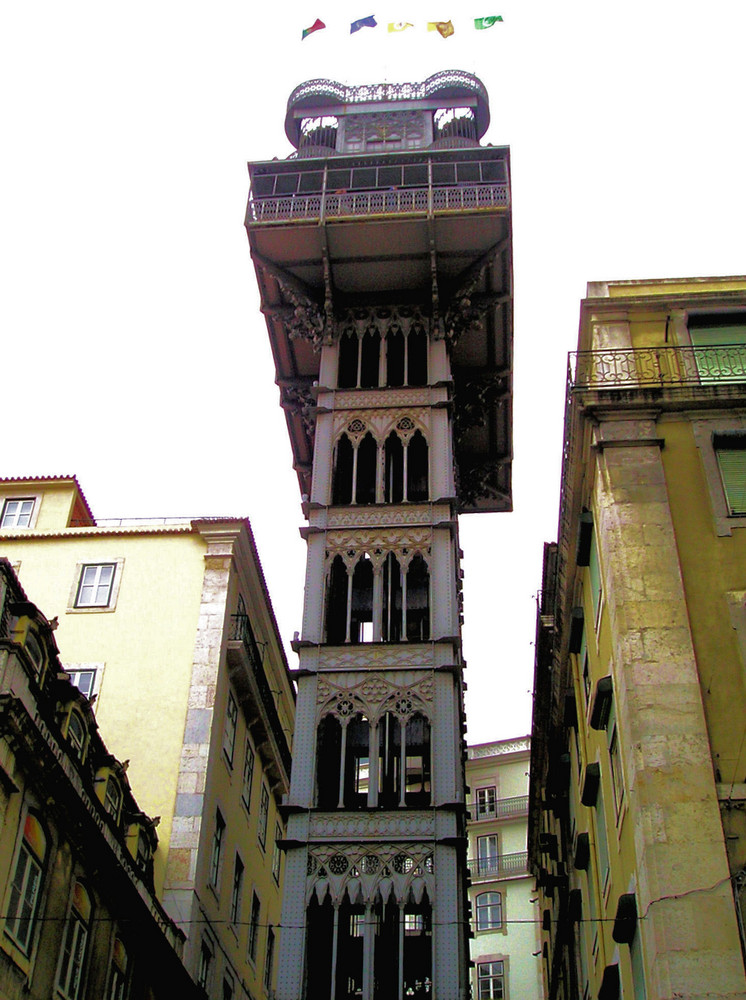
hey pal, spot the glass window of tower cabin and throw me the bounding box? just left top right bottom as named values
left=332, top=434, right=354, bottom=505
left=406, top=555, right=430, bottom=642
left=338, top=332, right=359, bottom=389
left=316, top=715, right=342, bottom=809
left=360, top=329, right=380, bottom=387
left=343, top=714, right=370, bottom=808
left=350, top=557, right=374, bottom=643
left=407, top=431, right=429, bottom=501
left=325, top=556, right=348, bottom=645
left=356, top=434, right=377, bottom=504
left=384, top=433, right=405, bottom=503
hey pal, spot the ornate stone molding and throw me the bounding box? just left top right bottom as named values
left=331, top=388, right=433, bottom=410
left=467, top=737, right=530, bottom=759
left=306, top=841, right=435, bottom=906
left=316, top=644, right=435, bottom=671
left=316, top=672, right=435, bottom=722
left=326, top=505, right=436, bottom=529
left=324, top=525, right=431, bottom=560
left=332, top=409, right=429, bottom=443
left=310, top=813, right=435, bottom=840
left=336, top=305, right=430, bottom=343
left=280, top=381, right=317, bottom=443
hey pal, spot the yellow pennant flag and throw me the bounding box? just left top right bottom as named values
left=388, top=21, right=414, bottom=31
left=427, top=20, right=454, bottom=37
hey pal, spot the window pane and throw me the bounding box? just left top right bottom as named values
left=716, top=444, right=746, bottom=514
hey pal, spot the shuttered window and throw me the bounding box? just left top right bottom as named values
left=689, top=314, right=746, bottom=382
left=715, top=434, right=746, bottom=514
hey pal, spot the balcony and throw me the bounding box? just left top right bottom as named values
left=227, top=614, right=292, bottom=784
left=471, top=794, right=529, bottom=821
left=570, top=344, right=746, bottom=390
left=467, top=851, right=529, bottom=881
left=247, top=182, right=509, bottom=226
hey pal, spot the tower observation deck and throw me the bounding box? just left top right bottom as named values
left=246, top=70, right=513, bottom=1000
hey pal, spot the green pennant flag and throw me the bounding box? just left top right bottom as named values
left=474, top=15, right=504, bottom=28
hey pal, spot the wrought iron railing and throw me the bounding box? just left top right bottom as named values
left=286, top=71, right=488, bottom=115
left=229, top=614, right=292, bottom=778
left=247, top=183, right=509, bottom=224
left=467, top=851, right=529, bottom=879
left=471, top=794, right=529, bottom=820
left=570, top=344, right=746, bottom=389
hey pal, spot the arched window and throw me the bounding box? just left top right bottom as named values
left=475, top=891, right=503, bottom=931
left=5, top=811, right=47, bottom=954
left=306, top=895, right=334, bottom=998
left=384, top=432, right=404, bottom=503
left=407, top=431, right=429, bottom=502
left=378, top=712, right=402, bottom=809
left=381, top=553, right=402, bottom=643
left=404, top=713, right=431, bottom=807
left=356, top=434, right=377, bottom=504
left=65, top=710, right=87, bottom=762
left=406, top=556, right=430, bottom=642
left=350, top=557, right=374, bottom=644
left=57, top=880, right=92, bottom=1000
left=325, top=556, right=349, bottom=645
left=104, top=777, right=122, bottom=825
left=360, top=330, right=380, bottom=387
left=344, top=714, right=370, bottom=808
left=316, top=715, right=342, bottom=809
left=408, top=327, right=428, bottom=386
left=332, top=434, right=354, bottom=504
left=386, top=328, right=405, bottom=386
left=402, top=895, right=432, bottom=998
left=108, top=936, right=129, bottom=1000
left=338, top=332, right=359, bottom=388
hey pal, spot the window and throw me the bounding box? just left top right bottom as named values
left=223, top=971, right=235, bottom=1000
left=197, top=936, right=214, bottom=991
left=66, top=711, right=87, bottom=760
left=258, top=785, right=269, bottom=849
left=477, top=835, right=499, bottom=877
left=241, top=739, right=255, bottom=810
left=75, top=563, right=116, bottom=608
left=107, top=937, right=128, bottom=1000
left=1, top=498, right=35, bottom=528
left=56, top=881, right=92, bottom=1000
left=688, top=313, right=746, bottom=382
left=5, top=812, right=47, bottom=953
left=478, top=960, right=505, bottom=999
left=476, top=787, right=497, bottom=819
left=248, top=891, right=261, bottom=962
left=264, top=926, right=275, bottom=991
left=272, top=823, right=282, bottom=883
left=608, top=723, right=625, bottom=817
left=209, top=810, right=225, bottom=889
left=223, top=690, right=238, bottom=766
left=66, top=666, right=99, bottom=701
left=715, top=434, right=746, bottom=515
left=588, top=537, right=603, bottom=626
left=476, top=891, right=503, bottom=931
left=230, top=855, right=244, bottom=926
left=104, top=776, right=122, bottom=824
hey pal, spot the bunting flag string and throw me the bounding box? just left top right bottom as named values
left=301, top=15, right=504, bottom=40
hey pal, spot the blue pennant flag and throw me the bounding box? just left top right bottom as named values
left=351, top=14, right=377, bottom=33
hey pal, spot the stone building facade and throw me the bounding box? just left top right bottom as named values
left=529, top=277, right=746, bottom=1000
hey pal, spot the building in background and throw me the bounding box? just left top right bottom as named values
left=246, top=70, right=513, bottom=1000
left=466, top=737, right=542, bottom=1000
left=0, top=476, right=295, bottom=998
left=0, top=558, right=198, bottom=999
left=529, top=277, right=746, bottom=1000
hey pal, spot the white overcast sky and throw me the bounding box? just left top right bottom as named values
left=2, top=0, right=745, bottom=745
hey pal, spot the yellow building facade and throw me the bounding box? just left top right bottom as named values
left=0, top=477, right=295, bottom=999
left=0, top=557, right=198, bottom=999
left=529, top=277, right=746, bottom=1000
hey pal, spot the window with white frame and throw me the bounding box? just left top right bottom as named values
left=107, top=936, right=128, bottom=1000
left=477, top=834, right=499, bottom=877
left=5, top=812, right=47, bottom=954
left=476, top=786, right=497, bottom=819
left=223, top=690, right=238, bottom=767
left=1, top=498, right=35, bottom=529
left=241, top=739, right=255, bottom=810
left=65, top=666, right=100, bottom=701
left=75, top=563, right=117, bottom=608
left=56, top=880, right=92, bottom=1000
left=476, top=891, right=503, bottom=931
left=477, top=959, right=505, bottom=999
left=103, top=775, right=122, bottom=824
left=258, top=785, right=269, bottom=849
left=209, top=810, right=225, bottom=889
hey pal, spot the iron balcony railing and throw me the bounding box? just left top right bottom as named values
left=229, top=614, right=292, bottom=779
left=467, top=851, right=529, bottom=880
left=247, top=182, right=509, bottom=225
left=471, top=794, right=529, bottom=821
left=570, top=344, right=746, bottom=390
